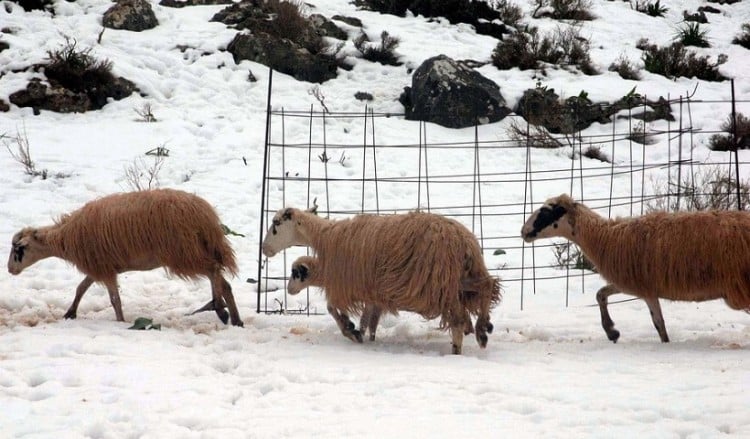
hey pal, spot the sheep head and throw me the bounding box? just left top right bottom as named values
left=287, top=256, right=318, bottom=295
left=262, top=203, right=318, bottom=257
left=521, top=194, right=576, bottom=242
left=7, top=228, right=48, bottom=275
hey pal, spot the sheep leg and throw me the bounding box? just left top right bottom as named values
left=474, top=313, right=491, bottom=349
left=64, top=275, right=95, bottom=319
left=327, top=304, right=363, bottom=343
left=219, top=277, right=243, bottom=327
left=206, top=271, right=231, bottom=325
left=596, top=284, right=621, bottom=343
left=450, top=324, right=464, bottom=355
left=359, top=305, right=372, bottom=338
left=463, top=309, right=475, bottom=335
left=101, top=276, right=125, bottom=322
left=360, top=304, right=382, bottom=341
left=450, top=309, right=469, bottom=354
left=643, top=296, right=670, bottom=343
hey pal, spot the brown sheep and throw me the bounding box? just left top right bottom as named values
left=521, top=193, right=750, bottom=343
left=262, top=207, right=501, bottom=354
left=7, top=189, right=243, bottom=326
left=288, top=255, right=487, bottom=342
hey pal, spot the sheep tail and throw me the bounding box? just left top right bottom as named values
left=212, top=235, right=238, bottom=277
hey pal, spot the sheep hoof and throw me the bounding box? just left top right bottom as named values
left=349, top=329, right=363, bottom=343
left=607, top=329, right=620, bottom=343
left=451, top=344, right=462, bottom=355
left=477, top=333, right=488, bottom=348
left=217, top=310, right=230, bottom=325
left=63, top=310, right=77, bottom=320
left=369, top=334, right=376, bottom=342
left=486, top=322, right=494, bottom=334
left=231, top=319, right=244, bottom=328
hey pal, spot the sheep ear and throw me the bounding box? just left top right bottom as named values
left=552, top=204, right=567, bottom=218
left=307, top=198, right=318, bottom=215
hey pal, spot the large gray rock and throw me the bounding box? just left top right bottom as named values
left=103, top=0, right=159, bottom=32
left=227, top=32, right=338, bottom=83
left=399, top=55, right=511, bottom=129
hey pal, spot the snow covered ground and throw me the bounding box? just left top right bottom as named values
left=1, top=0, right=749, bottom=437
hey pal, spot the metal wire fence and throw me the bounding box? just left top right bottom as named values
left=256, top=79, right=749, bottom=314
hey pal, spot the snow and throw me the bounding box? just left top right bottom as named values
left=1, top=0, right=749, bottom=437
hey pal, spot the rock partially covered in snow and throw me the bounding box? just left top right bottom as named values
left=103, top=0, right=159, bottom=32
left=399, top=54, right=511, bottom=129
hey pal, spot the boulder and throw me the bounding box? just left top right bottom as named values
left=399, top=55, right=511, bottom=128
left=103, top=0, right=159, bottom=32
left=227, top=32, right=338, bottom=83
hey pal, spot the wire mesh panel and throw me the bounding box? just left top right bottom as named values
left=257, top=80, right=750, bottom=314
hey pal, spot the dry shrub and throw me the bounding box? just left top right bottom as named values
left=46, top=39, right=115, bottom=94
left=647, top=165, right=750, bottom=212
left=506, top=117, right=563, bottom=149
left=124, top=154, right=166, bottom=191
left=354, top=31, right=402, bottom=66
left=627, top=122, right=657, bottom=145
left=638, top=39, right=727, bottom=82
left=733, top=23, right=750, bottom=49
left=552, top=241, right=596, bottom=272
left=491, top=0, right=524, bottom=27
left=492, top=26, right=596, bottom=74
left=582, top=145, right=610, bottom=163
left=532, top=0, right=594, bottom=20
left=252, top=0, right=325, bottom=54
left=3, top=126, right=68, bottom=179
left=708, top=113, right=750, bottom=151
left=634, top=0, right=668, bottom=17
left=608, top=55, right=641, bottom=80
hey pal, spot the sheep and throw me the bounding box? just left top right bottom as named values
left=288, top=255, right=485, bottom=343
left=521, top=193, right=750, bottom=343
left=7, top=188, right=243, bottom=326
left=262, top=206, right=501, bottom=354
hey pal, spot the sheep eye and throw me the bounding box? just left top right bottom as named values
left=271, top=219, right=281, bottom=235
left=292, top=265, right=309, bottom=282
left=12, top=244, right=25, bottom=262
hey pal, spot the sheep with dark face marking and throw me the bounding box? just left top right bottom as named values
left=521, top=193, right=750, bottom=343
left=7, top=189, right=243, bottom=326
left=288, top=255, right=487, bottom=342
left=263, top=207, right=501, bottom=354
